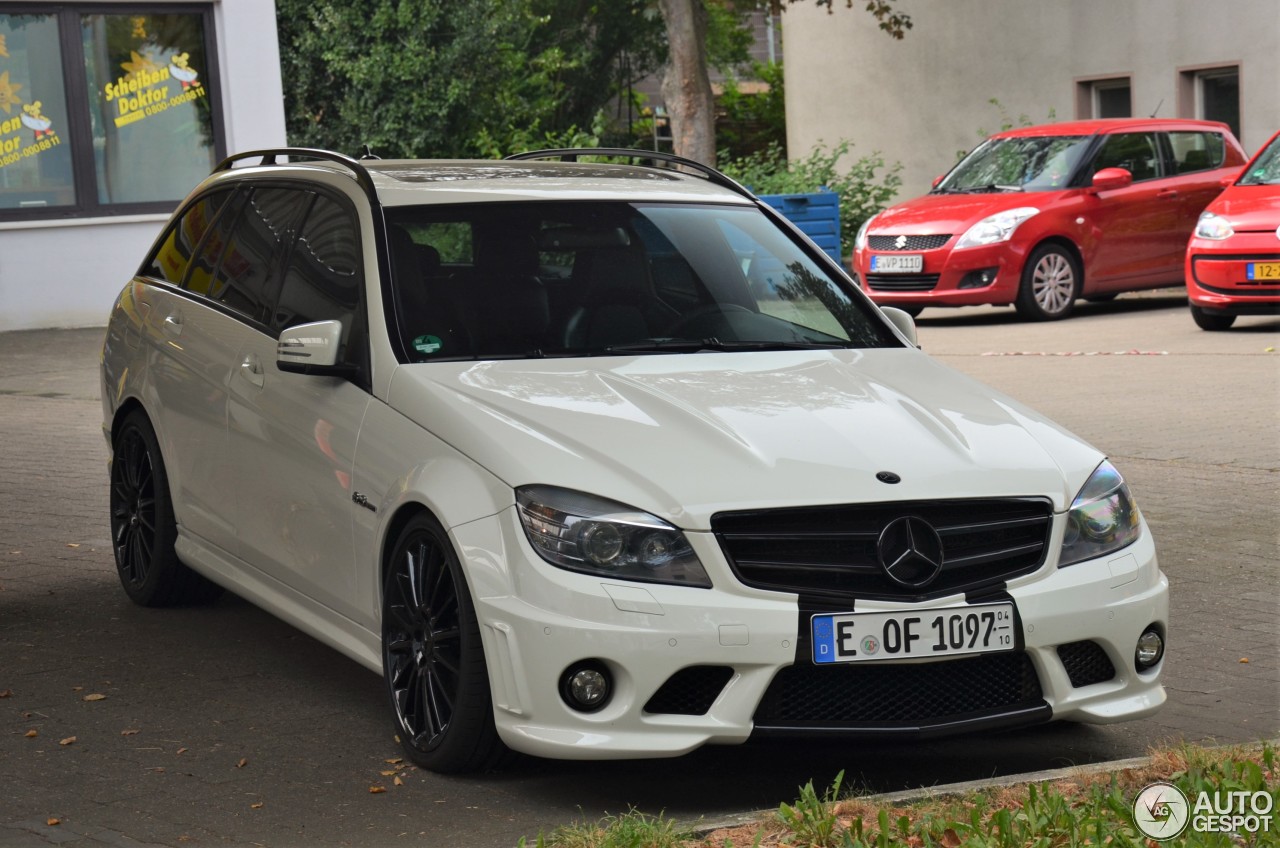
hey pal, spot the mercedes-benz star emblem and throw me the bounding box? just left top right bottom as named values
left=877, top=516, right=945, bottom=588
left=894, top=234, right=908, bottom=249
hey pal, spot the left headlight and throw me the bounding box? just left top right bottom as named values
left=1059, top=460, right=1141, bottom=567
left=1194, top=212, right=1234, bottom=240
left=955, top=207, right=1040, bottom=249
left=855, top=216, right=875, bottom=252
left=516, top=485, right=712, bottom=588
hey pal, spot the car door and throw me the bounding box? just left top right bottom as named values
left=143, top=187, right=250, bottom=555
left=1164, top=130, right=1233, bottom=244
left=1078, top=131, right=1181, bottom=289
left=226, top=189, right=371, bottom=621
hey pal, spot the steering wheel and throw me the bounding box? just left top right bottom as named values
left=668, top=303, right=754, bottom=337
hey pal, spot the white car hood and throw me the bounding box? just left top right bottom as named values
left=387, top=349, right=1104, bottom=529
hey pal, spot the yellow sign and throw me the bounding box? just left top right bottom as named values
left=105, top=50, right=206, bottom=129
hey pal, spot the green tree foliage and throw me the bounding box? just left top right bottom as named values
left=720, top=141, right=903, bottom=258
left=274, top=0, right=666, bottom=159
left=716, top=61, right=787, bottom=160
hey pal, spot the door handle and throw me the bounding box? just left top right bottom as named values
left=1157, top=189, right=1179, bottom=199
left=162, top=314, right=183, bottom=335
left=240, top=354, right=265, bottom=388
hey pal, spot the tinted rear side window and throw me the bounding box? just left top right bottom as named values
left=1168, top=132, right=1226, bottom=174
left=142, top=189, right=233, bottom=284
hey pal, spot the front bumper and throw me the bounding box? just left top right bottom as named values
left=452, top=507, right=1167, bottom=760
left=1186, top=238, right=1280, bottom=314
left=853, top=241, right=1024, bottom=308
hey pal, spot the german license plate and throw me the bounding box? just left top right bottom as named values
left=1246, top=261, right=1280, bottom=281
left=811, top=602, right=1015, bottom=664
left=870, top=253, right=923, bottom=274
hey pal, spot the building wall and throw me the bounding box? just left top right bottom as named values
left=0, top=0, right=286, bottom=332
left=781, top=0, right=1280, bottom=200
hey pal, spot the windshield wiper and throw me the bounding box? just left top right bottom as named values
left=601, top=338, right=851, bottom=355
left=954, top=183, right=1023, bottom=194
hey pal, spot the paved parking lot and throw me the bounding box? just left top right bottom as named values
left=1, top=292, right=1277, bottom=847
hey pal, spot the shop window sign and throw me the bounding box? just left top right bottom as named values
left=0, top=6, right=222, bottom=220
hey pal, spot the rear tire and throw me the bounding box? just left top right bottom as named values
left=382, top=514, right=508, bottom=774
left=109, top=411, right=224, bottom=607
left=1190, top=305, right=1236, bottom=331
left=1016, top=244, right=1080, bottom=321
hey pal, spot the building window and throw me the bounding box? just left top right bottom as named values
left=0, top=6, right=222, bottom=222
left=1076, top=76, right=1131, bottom=120
left=1179, top=65, right=1241, bottom=142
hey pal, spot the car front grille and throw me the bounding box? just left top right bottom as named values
left=713, top=498, right=1052, bottom=603
left=753, top=652, right=1043, bottom=727
left=869, top=234, right=952, bottom=251
left=866, top=274, right=940, bottom=292
left=644, top=666, right=734, bottom=715
left=1057, top=640, right=1117, bottom=688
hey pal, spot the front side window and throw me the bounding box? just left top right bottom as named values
left=0, top=5, right=222, bottom=222
left=274, top=193, right=363, bottom=348
left=1091, top=132, right=1161, bottom=181
left=937, top=136, right=1092, bottom=193
left=385, top=201, right=897, bottom=362
left=0, top=13, right=75, bottom=211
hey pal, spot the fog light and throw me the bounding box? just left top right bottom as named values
left=1135, top=628, right=1164, bottom=670
left=561, top=662, right=611, bottom=712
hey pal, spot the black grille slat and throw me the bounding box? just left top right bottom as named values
left=713, top=498, right=1052, bottom=602
left=869, top=234, right=952, bottom=251
left=866, top=274, right=939, bottom=292
left=1057, top=641, right=1116, bottom=688
left=754, top=653, right=1042, bottom=726
left=644, top=666, right=734, bottom=715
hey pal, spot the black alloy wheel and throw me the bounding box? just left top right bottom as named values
left=109, top=411, right=222, bottom=606
left=382, top=515, right=506, bottom=773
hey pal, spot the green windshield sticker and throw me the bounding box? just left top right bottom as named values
left=412, top=334, right=443, bottom=354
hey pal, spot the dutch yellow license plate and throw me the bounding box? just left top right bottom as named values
left=1247, top=261, right=1280, bottom=281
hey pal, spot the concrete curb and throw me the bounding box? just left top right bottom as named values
left=688, top=739, right=1280, bottom=837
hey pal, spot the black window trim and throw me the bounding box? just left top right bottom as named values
left=0, top=2, right=226, bottom=224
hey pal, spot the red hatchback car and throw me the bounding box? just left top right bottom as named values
left=853, top=119, right=1246, bottom=320
left=1185, top=129, right=1280, bottom=330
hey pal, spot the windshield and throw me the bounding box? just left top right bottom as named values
left=384, top=201, right=898, bottom=361
left=937, top=135, right=1092, bottom=193
left=1238, top=136, right=1280, bottom=186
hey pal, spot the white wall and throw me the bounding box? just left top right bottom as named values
left=0, top=0, right=286, bottom=332
left=782, top=0, right=1280, bottom=201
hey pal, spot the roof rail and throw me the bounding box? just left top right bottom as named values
left=212, top=147, right=379, bottom=206
left=505, top=148, right=757, bottom=202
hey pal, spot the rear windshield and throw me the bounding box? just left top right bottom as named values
left=383, top=201, right=898, bottom=362
left=936, top=136, right=1092, bottom=193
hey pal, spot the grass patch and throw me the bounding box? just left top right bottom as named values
left=520, top=740, right=1278, bottom=847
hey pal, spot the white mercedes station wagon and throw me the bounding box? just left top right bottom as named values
left=101, top=148, right=1168, bottom=773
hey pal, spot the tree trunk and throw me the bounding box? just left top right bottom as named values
left=658, top=0, right=716, bottom=165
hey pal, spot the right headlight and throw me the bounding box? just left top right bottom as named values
left=1059, top=460, right=1142, bottom=567
left=1194, top=212, right=1234, bottom=240
left=855, top=216, right=875, bottom=251
left=515, top=485, right=712, bottom=588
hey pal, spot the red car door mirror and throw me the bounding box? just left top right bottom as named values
left=1090, top=167, right=1133, bottom=193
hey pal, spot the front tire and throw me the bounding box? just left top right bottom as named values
left=1190, top=305, right=1236, bottom=331
left=109, top=411, right=224, bottom=606
left=382, top=514, right=507, bottom=774
left=1016, top=244, right=1080, bottom=321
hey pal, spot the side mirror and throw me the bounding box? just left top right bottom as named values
left=277, top=320, right=356, bottom=377
left=1089, top=167, right=1132, bottom=193
left=931, top=174, right=945, bottom=188
left=880, top=306, right=919, bottom=348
